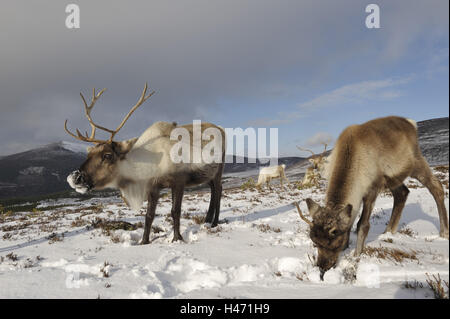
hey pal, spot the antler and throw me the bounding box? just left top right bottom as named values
left=322, top=143, right=328, bottom=154
left=110, top=82, right=155, bottom=141
left=293, top=201, right=313, bottom=227
left=64, top=83, right=155, bottom=144
left=297, top=143, right=328, bottom=158
left=296, top=146, right=316, bottom=157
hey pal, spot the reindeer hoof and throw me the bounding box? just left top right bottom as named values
left=440, top=231, right=449, bottom=240
left=172, top=234, right=184, bottom=243
left=204, top=216, right=213, bottom=224
left=140, top=239, right=150, bottom=245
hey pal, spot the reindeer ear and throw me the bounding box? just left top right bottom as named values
left=339, top=204, right=353, bottom=227
left=306, top=198, right=321, bottom=217
left=86, top=146, right=94, bottom=153
left=115, top=138, right=138, bottom=156
left=344, top=204, right=352, bottom=218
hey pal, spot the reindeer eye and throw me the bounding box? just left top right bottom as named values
left=102, top=153, right=113, bottom=161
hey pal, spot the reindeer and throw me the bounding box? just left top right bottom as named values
left=294, top=116, right=449, bottom=280
left=297, top=143, right=329, bottom=186
left=65, top=84, right=225, bottom=244
left=256, top=164, right=289, bottom=189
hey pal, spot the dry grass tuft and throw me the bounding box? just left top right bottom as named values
left=295, top=272, right=309, bottom=281
left=2, top=232, right=12, bottom=240
left=402, top=280, right=423, bottom=290
left=6, top=252, right=18, bottom=261
left=398, top=227, right=416, bottom=238
left=241, top=178, right=257, bottom=191
left=183, top=212, right=205, bottom=224
left=151, top=225, right=164, bottom=233
left=192, top=215, right=205, bottom=225
left=363, top=246, right=418, bottom=263
left=254, top=223, right=281, bottom=233
left=2, top=221, right=32, bottom=232
left=71, top=216, right=87, bottom=228
left=90, top=218, right=137, bottom=236
left=206, top=225, right=223, bottom=235
left=100, top=261, right=112, bottom=278
left=433, top=166, right=449, bottom=174
left=426, top=273, right=449, bottom=299
left=48, top=232, right=64, bottom=244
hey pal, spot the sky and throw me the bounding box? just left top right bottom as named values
left=0, top=0, right=448, bottom=157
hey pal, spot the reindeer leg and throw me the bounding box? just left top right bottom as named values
left=282, top=170, right=289, bottom=187
left=384, top=184, right=409, bottom=234
left=355, top=189, right=378, bottom=256
left=141, top=188, right=160, bottom=245
left=171, top=184, right=185, bottom=242
left=205, top=180, right=216, bottom=224
left=212, top=177, right=222, bottom=227
left=412, top=158, right=449, bottom=239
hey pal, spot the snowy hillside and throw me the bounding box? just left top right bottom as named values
left=417, top=118, right=449, bottom=166
left=0, top=167, right=448, bottom=298
left=59, top=141, right=88, bottom=154
left=0, top=142, right=87, bottom=199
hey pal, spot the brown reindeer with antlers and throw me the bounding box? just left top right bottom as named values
left=65, top=83, right=225, bottom=244
left=294, top=116, right=449, bottom=280
left=297, top=143, right=329, bottom=186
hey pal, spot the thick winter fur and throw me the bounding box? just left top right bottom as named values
left=256, top=164, right=288, bottom=188
left=68, top=121, right=226, bottom=244
left=303, top=116, right=449, bottom=278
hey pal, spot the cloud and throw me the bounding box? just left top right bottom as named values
left=246, top=111, right=305, bottom=127
left=297, top=77, right=412, bottom=111
left=426, top=47, right=449, bottom=77
left=0, top=0, right=447, bottom=155
left=250, top=76, right=412, bottom=126
left=305, top=132, right=334, bottom=147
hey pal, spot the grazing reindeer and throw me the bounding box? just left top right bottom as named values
left=256, top=164, right=289, bottom=189
left=295, top=116, right=449, bottom=280
left=65, top=84, right=225, bottom=244
left=297, top=144, right=329, bottom=186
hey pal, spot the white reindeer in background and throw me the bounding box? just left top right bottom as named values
left=256, top=164, right=289, bottom=189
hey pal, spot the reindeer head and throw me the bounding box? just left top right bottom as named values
left=297, top=143, right=328, bottom=170
left=65, top=84, right=154, bottom=193
left=294, top=199, right=353, bottom=280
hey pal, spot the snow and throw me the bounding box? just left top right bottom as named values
left=19, top=167, right=45, bottom=175
left=60, top=141, right=88, bottom=154
left=0, top=169, right=448, bottom=299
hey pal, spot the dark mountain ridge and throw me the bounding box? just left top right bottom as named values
left=0, top=117, right=448, bottom=199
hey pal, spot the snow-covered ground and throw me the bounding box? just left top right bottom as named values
left=0, top=168, right=448, bottom=299
left=60, top=141, right=88, bottom=154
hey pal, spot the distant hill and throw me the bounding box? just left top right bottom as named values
left=417, top=117, right=449, bottom=166
left=0, top=142, right=86, bottom=199
left=223, top=155, right=305, bottom=173
left=0, top=117, right=448, bottom=199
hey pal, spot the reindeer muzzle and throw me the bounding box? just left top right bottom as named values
left=67, top=170, right=92, bottom=194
